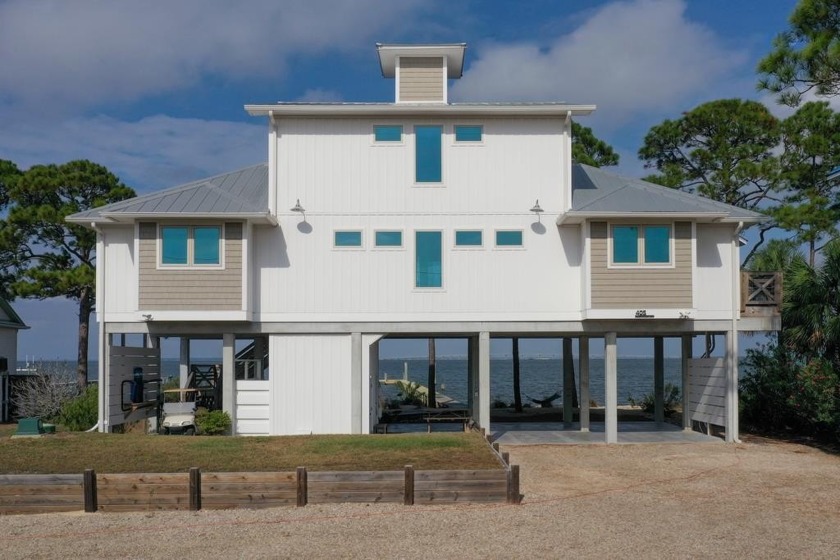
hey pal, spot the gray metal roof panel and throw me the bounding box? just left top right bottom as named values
left=571, top=164, right=766, bottom=220
left=0, top=299, right=28, bottom=329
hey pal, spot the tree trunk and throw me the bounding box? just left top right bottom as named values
left=512, top=337, right=522, bottom=412
left=77, top=286, right=92, bottom=392
left=427, top=338, right=436, bottom=409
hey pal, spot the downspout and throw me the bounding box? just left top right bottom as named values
left=91, top=222, right=105, bottom=433
left=268, top=111, right=278, bottom=217
left=730, top=221, right=745, bottom=443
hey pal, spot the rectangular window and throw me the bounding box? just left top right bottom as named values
left=374, top=125, right=402, bottom=142
left=611, top=225, right=671, bottom=265
left=334, top=231, right=362, bottom=247
left=415, top=125, right=442, bottom=183
left=455, top=230, right=482, bottom=246
left=160, top=225, right=221, bottom=267
left=375, top=231, right=402, bottom=247
left=495, top=230, right=523, bottom=247
left=455, top=125, right=482, bottom=142
left=416, top=231, right=442, bottom=288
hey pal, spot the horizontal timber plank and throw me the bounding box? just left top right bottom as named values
left=204, top=483, right=296, bottom=494
left=0, top=505, right=83, bottom=514
left=308, top=483, right=404, bottom=493
left=307, top=492, right=405, bottom=504
left=203, top=472, right=296, bottom=483
left=98, top=504, right=187, bottom=512
left=0, top=474, right=83, bottom=485
left=98, top=495, right=189, bottom=506
left=98, top=474, right=189, bottom=485
left=415, top=491, right=507, bottom=504
left=308, top=471, right=403, bottom=482
left=0, top=484, right=83, bottom=496
left=415, top=470, right=507, bottom=481
left=98, top=485, right=190, bottom=496
left=0, top=495, right=84, bottom=506
left=415, top=480, right=508, bottom=491
left=201, top=495, right=297, bottom=506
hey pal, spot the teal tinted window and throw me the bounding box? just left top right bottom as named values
left=415, top=125, right=442, bottom=183
left=161, top=226, right=188, bottom=265
left=193, top=226, right=221, bottom=265
left=374, top=125, right=402, bottom=142
left=612, top=226, right=639, bottom=263
left=375, top=231, right=402, bottom=247
left=495, top=230, right=523, bottom=246
left=455, top=230, right=482, bottom=246
left=644, top=226, right=670, bottom=263
left=416, top=231, right=442, bottom=288
left=455, top=125, right=482, bottom=142
left=335, top=231, right=362, bottom=247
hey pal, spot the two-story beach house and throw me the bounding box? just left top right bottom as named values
left=68, top=44, right=778, bottom=442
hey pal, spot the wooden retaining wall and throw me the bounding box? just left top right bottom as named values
left=0, top=474, right=84, bottom=515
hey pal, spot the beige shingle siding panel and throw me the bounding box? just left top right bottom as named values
left=590, top=221, right=692, bottom=309
left=138, top=221, right=243, bottom=311
left=399, top=57, right=444, bottom=102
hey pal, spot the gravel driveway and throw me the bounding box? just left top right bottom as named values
left=1, top=436, right=838, bottom=559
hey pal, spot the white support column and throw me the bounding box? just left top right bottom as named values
left=654, top=336, right=665, bottom=424
left=563, top=338, right=574, bottom=426
left=478, top=332, right=491, bottom=431
left=579, top=337, right=590, bottom=432
left=222, top=333, right=236, bottom=431
left=467, top=336, right=477, bottom=421
left=605, top=332, right=618, bottom=444
left=350, top=332, right=362, bottom=434
left=725, top=330, right=739, bottom=443
left=682, top=335, right=692, bottom=430
left=100, top=333, right=111, bottom=432
left=179, top=338, right=190, bottom=389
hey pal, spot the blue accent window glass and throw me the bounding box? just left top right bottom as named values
left=644, top=226, right=670, bottom=263
left=495, top=230, right=523, bottom=246
left=455, top=230, right=482, bottom=246
left=415, top=125, right=442, bottom=183
left=613, top=226, right=639, bottom=263
left=374, top=125, right=402, bottom=142
left=455, top=125, right=482, bottom=142
left=375, top=231, right=402, bottom=247
left=161, top=226, right=188, bottom=265
left=193, top=226, right=221, bottom=265
left=335, top=231, right=362, bottom=247
left=416, top=231, right=442, bottom=288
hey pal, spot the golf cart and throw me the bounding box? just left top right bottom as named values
left=161, top=388, right=198, bottom=435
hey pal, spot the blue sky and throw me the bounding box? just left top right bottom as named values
left=0, top=0, right=804, bottom=360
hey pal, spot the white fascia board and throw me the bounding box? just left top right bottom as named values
left=132, top=311, right=251, bottom=322
left=584, top=308, right=697, bottom=321
left=245, top=104, right=597, bottom=117
left=97, top=212, right=278, bottom=226
left=556, top=211, right=730, bottom=225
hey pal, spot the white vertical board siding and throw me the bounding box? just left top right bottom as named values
left=688, top=358, right=727, bottom=426
left=104, top=226, right=137, bottom=315
left=694, top=224, right=734, bottom=319
left=235, top=380, right=270, bottom=435
left=269, top=334, right=352, bottom=435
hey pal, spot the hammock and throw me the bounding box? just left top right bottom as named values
left=528, top=392, right=561, bottom=407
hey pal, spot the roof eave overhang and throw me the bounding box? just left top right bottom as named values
left=0, top=321, right=29, bottom=330
left=556, top=211, right=745, bottom=226
left=376, top=43, right=468, bottom=78
left=68, top=212, right=278, bottom=227
left=245, top=104, right=597, bottom=118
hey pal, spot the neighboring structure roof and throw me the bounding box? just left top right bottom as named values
left=67, top=164, right=274, bottom=225
left=244, top=102, right=596, bottom=118
left=0, top=299, right=28, bottom=330
left=561, top=164, right=768, bottom=224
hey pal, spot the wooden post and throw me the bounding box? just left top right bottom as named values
left=501, top=451, right=509, bottom=466
left=507, top=465, right=520, bottom=505
left=492, top=442, right=500, bottom=453
left=296, top=466, right=307, bottom=507
left=83, top=469, right=97, bottom=513
left=189, top=467, right=201, bottom=511
left=404, top=465, right=415, bottom=506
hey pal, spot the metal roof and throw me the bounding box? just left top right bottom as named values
left=244, top=103, right=596, bottom=117
left=67, top=164, right=271, bottom=224
left=563, top=164, right=767, bottom=224
left=0, top=299, right=28, bottom=330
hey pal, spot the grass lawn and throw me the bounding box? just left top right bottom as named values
left=0, top=423, right=501, bottom=474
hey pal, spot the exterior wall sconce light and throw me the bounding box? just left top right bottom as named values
left=530, top=199, right=543, bottom=222
left=290, top=199, right=305, bottom=213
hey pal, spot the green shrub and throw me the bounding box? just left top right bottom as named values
left=56, top=385, right=98, bottom=431
left=394, top=380, right=426, bottom=406
left=627, top=383, right=681, bottom=416
left=195, top=409, right=232, bottom=435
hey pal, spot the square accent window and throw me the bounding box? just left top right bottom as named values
left=415, top=125, right=442, bottom=183
left=160, top=225, right=222, bottom=267
left=374, top=125, right=402, bottom=142
left=611, top=225, right=671, bottom=265
left=416, top=231, right=442, bottom=288
left=495, top=230, right=523, bottom=247
left=455, top=230, right=482, bottom=246
left=455, top=125, right=482, bottom=142
left=375, top=231, right=402, bottom=247
left=334, top=231, right=362, bottom=247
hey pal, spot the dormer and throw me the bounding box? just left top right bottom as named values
left=376, top=43, right=466, bottom=104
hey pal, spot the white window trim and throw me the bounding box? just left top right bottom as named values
left=157, top=224, right=225, bottom=270
left=371, top=124, right=405, bottom=146
left=493, top=229, right=525, bottom=250
left=607, top=223, right=675, bottom=269
left=413, top=124, right=445, bottom=187
left=413, top=229, right=446, bottom=291
left=332, top=229, right=365, bottom=250
left=373, top=229, right=405, bottom=250
left=453, top=229, right=484, bottom=249
left=452, top=124, right=484, bottom=146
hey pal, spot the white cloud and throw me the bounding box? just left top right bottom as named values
left=297, top=88, right=344, bottom=103
left=451, top=0, right=749, bottom=129
left=0, top=114, right=265, bottom=191
left=760, top=90, right=840, bottom=120
left=0, top=0, right=424, bottom=110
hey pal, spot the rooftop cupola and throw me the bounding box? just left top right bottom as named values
left=376, top=43, right=466, bottom=104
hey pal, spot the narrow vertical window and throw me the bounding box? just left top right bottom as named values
left=644, top=226, right=670, bottom=263
left=415, top=125, right=442, bottom=183
left=612, top=226, right=639, bottom=263
left=416, top=231, right=442, bottom=288
left=193, top=226, right=221, bottom=265
left=161, top=226, right=188, bottom=265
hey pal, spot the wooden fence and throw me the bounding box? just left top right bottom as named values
left=0, top=463, right=519, bottom=514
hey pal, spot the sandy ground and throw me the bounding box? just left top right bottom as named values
left=1, top=436, right=838, bottom=559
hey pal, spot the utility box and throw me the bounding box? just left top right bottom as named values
left=13, top=417, right=44, bottom=437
